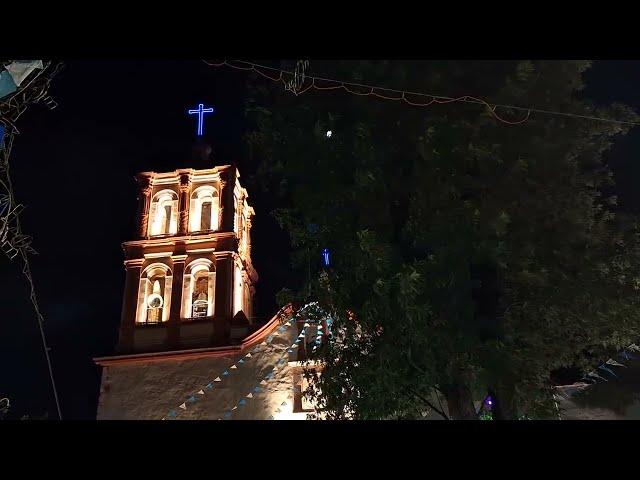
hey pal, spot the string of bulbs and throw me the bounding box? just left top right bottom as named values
left=202, top=59, right=640, bottom=127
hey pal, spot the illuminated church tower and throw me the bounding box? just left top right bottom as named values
left=116, top=165, right=257, bottom=353
left=94, top=164, right=321, bottom=420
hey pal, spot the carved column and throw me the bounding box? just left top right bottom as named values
left=118, top=259, right=144, bottom=353
left=218, top=178, right=227, bottom=232
left=136, top=174, right=153, bottom=239
left=168, top=255, right=187, bottom=347
left=178, top=172, right=191, bottom=235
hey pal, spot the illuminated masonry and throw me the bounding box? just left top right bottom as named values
left=117, top=165, right=257, bottom=353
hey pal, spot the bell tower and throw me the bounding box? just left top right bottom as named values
left=117, top=164, right=257, bottom=354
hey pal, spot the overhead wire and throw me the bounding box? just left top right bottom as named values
left=203, top=59, right=639, bottom=127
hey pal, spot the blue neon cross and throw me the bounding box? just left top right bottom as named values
left=188, top=103, right=215, bottom=136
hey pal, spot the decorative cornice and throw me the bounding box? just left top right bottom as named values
left=94, top=304, right=291, bottom=367
left=123, top=258, right=145, bottom=268
left=144, top=251, right=174, bottom=259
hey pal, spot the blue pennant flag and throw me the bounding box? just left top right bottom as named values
left=239, top=399, right=247, bottom=406
left=224, top=411, right=232, bottom=418
left=598, top=365, right=617, bottom=377
left=239, top=359, right=244, bottom=364
left=188, top=395, right=196, bottom=403
left=254, top=386, right=262, bottom=393
left=287, top=349, right=293, bottom=353
left=267, top=335, right=274, bottom=343
left=620, top=351, right=637, bottom=361
left=206, top=383, right=213, bottom=390
left=167, top=410, right=177, bottom=417
left=223, top=370, right=229, bottom=376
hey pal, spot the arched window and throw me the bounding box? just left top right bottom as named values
left=136, top=263, right=173, bottom=324
left=148, top=190, right=178, bottom=236
left=189, top=186, right=219, bottom=232
left=181, top=258, right=216, bottom=319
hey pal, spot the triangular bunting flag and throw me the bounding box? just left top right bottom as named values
left=230, top=364, right=238, bottom=369
left=304, top=322, right=310, bottom=327
left=254, top=386, right=262, bottom=393
left=598, top=365, right=617, bottom=377
left=214, top=377, right=222, bottom=382
left=246, top=353, right=252, bottom=358
left=606, top=358, right=626, bottom=367
left=287, top=349, right=293, bottom=353
left=161, top=417, right=166, bottom=420
left=239, top=399, right=247, bottom=406
left=281, top=401, right=287, bottom=406
left=232, top=406, right=238, bottom=411
left=588, top=371, right=608, bottom=382
left=206, top=383, right=213, bottom=389
left=223, top=370, right=230, bottom=376
left=246, top=393, right=253, bottom=398
left=188, top=396, right=196, bottom=403
left=260, top=380, right=268, bottom=385
left=168, top=410, right=177, bottom=417
left=197, top=390, right=205, bottom=395
left=261, top=341, right=267, bottom=346
left=224, top=411, right=232, bottom=418
left=179, top=403, right=187, bottom=410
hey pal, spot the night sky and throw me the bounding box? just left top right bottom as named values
left=1, top=60, right=639, bottom=420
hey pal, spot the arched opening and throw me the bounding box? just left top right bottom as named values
left=137, top=263, right=173, bottom=324
left=148, top=190, right=178, bottom=236
left=190, top=186, right=219, bottom=232
left=181, top=258, right=216, bottom=319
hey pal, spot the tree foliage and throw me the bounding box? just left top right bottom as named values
left=245, top=60, right=640, bottom=419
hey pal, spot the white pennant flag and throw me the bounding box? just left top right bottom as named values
left=260, top=380, right=268, bottom=385
left=230, top=365, right=238, bottom=369
left=261, top=341, right=267, bottom=346
left=179, top=403, right=187, bottom=410
left=232, top=406, right=238, bottom=411
left=246, top=393, right=253, bottom=398
left=197, top=390, right=205, bottom=395
left=214, top=377, right=222, bottom=382
left=304, top=322, right=310, bottom=327
left=606, top=358, right=626, bottom=367
left=246, top=353, right=252, bottom=358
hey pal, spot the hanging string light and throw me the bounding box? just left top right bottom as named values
left=203, top=59, right=640, bottom=127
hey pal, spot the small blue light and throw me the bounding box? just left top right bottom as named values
left=322, top=248, right=330, bottom=267
left=188, top=103, right=215, bottom=136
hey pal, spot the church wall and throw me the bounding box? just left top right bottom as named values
left=97, top=319, right=307, bottom=420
